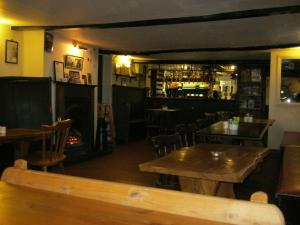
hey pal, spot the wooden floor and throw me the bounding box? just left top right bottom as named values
left=63, top=140, right=158, bottom=188
left=61, top=140, right=282, bottom=204
left=2, top=140, right=291, bottom=223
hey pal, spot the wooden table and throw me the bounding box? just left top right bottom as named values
left=0, top=128, right=46, bottom=142
left=146, top=108, right=180, bottom=133
left=197, top=119, right=275, bottom=146
left=0, top=161, right=284, bottom=225
left=0, top=128, right=46, bottom=158
left=139, top=144, right=269, bottom=198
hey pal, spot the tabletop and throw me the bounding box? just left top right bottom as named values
left=197, top=119, right=274, bottom=141
left=0, top=128, right=46, bottom=142
left=242, top=118, right=275, bottom=125
left=139, top=144, right=269, bottom=183
left=146, top=108, right=180, bottom=112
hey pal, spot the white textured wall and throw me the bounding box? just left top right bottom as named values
left=0, top=24, right=23, bottom=76
left=43, top=31, right=98, bottom=136
left=268, top=48, right=300, bottom=149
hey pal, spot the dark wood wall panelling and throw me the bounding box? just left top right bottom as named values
left=0, top=76, right=52, bottom=172
left=112, top=85, right=147, bottom=143
left=0, top=77, right=52, bottom=128
left=146, top=97, right=238, bottom=124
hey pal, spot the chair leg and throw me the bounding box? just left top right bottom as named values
left=59, top=162, right=65, bottom=174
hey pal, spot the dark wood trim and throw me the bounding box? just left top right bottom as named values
left=54, top=81, right=97, bottom=87
left=98, top=42, right=300, bottom=55
left=133, top=60, right=270, bottom=65
left=98, top=55, right=103, bottom=103
left=12, top=5, right=300, bottom=31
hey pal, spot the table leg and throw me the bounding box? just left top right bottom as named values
left=14, top=141, right=30, bottom=159
left=179, top=177, right=235, bottom=198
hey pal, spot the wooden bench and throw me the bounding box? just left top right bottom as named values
left=278, top=131, right=300, bottom=197
left=0, top=160, right=284, bottom=225
left=280, top=131, right=300, bottom=150
left=276, top=131, right=300, bottom=224
left=277, top=146, right=300, bottom=197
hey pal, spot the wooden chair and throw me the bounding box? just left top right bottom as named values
left=204, top=112, right=217, bottom=126
left=216, top=111, right=231, bottom=121
left=145, top=110, right=161, bottom=138
left=151, top=134, right=182, bottom=189
left=25, top=119, right=72, bottom=172
left=175, top=123, right=198, bottom=146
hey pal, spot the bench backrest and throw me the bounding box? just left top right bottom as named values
left=2, top=160, right=285, bottom=225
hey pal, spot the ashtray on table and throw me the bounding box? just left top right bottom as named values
left=210, top=151, right=223, bottom=159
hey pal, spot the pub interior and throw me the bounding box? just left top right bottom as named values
left=1, top=1, right=300, bottom=225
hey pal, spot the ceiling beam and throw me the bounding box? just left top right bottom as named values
left=12, top=5, right=300, bottom=31
left=98, top=42, right=300, bottom=55
left=133, top=60, right=270, bottom=65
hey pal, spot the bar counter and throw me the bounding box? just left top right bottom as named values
left=146, top=97, right=238, bottom=123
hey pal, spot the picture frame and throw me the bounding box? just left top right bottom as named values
left=65, top=54, right=83, bottom=70
left=5, top=40, right=18, bottom=64
left=44, top=32, right=54, bottom=52
left=81, top=74, right=87, bottom=84
left=251, top=69, right=261, bottom=82
left=53, top=61, right=64, bottom=81
left=68, top=70, right=81, bottom=84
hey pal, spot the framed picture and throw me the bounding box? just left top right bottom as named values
left=53, top=61, right=64, bottom=81
left=68, top=70, right=81, bottom=84
left=65, top=55, right=83, bottom=70
left=5, top=40, right=18, bottom=64
left=44, top=32, right=54, bottom=52
left=81, top=75, right=87, bottom=84
left=251, top=69, right=261, bottom=82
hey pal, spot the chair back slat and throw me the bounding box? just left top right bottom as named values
left=41, top=119, right=72, bottom=160
left=175, top=123, right=198, bottom=147
left=152, top=134, right=182, bottom=158
left=151, top=134, right=182, bottom=189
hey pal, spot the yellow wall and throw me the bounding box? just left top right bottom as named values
left=22, top=30, right=44, bottom=76
left=0, top=24, right=23, bottom=75
left=268, top=48, right=300, bottom=149
left=0, top=24, right=44, bottom=77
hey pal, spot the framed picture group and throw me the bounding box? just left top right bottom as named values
left=68, top=70, right=81, bottom=84
left=53, top=58, right=92, bottom=85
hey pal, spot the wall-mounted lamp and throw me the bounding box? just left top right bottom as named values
left=115, top=55, right=132, bottom=75
left=72, top=40, right=88, bottom=51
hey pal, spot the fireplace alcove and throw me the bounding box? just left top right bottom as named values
left=56, top=82, right=96, bottom=161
